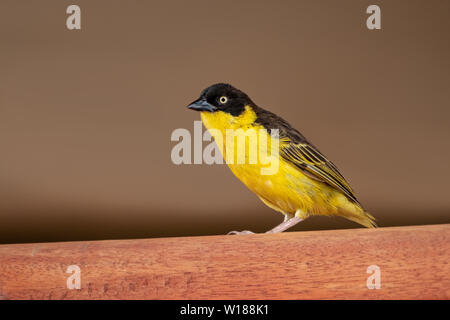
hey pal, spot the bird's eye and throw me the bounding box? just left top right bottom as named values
left=219, top=96, right=228, bottom=104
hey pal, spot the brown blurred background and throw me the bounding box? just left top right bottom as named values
left=1, top=1, right=449, bottom=244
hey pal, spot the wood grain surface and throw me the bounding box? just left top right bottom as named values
left=0, top=224, right=449, bottom=300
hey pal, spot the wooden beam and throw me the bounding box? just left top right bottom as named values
left=0, top=224, right=448, bottom=299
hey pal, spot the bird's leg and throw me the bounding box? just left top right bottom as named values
left=265, top=216, right=303, bottom=234
left=284, top=213, right=294, bottom=222
left=227, top=230, right=255, bottom=235
left=227, top=213, right=303, bottom=235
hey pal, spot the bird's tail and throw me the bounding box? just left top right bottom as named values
left=346, top=210, right=377, bottom=228
left=336, top=197, right=377, bottom=228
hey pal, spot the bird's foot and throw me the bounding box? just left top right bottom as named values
left=227, top=230, right=255, bottom=235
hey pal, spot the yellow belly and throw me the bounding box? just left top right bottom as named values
left=228, top=158, right=346, bottom=216
left=200, top=108, right=341, bottom=217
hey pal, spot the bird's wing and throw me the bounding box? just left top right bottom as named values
left=252, top=105, right=361, bottom=206
left=280, top=138, right=361, bottom=206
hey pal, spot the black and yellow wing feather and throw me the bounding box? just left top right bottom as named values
left=254, top=106, right=362, bottom=208
left=280, top=140, right=361, bottom=206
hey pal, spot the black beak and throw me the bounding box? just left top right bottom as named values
left=187, top=98, right=217, bottom=112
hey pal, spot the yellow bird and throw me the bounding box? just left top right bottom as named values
left=187, top=83, right=376, bottom=234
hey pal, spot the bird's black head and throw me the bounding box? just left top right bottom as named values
left=187, top=83, right=254, bottom=116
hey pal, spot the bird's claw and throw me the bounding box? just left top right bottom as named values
left=227, top=230, right=255, bottom=235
